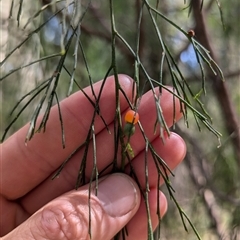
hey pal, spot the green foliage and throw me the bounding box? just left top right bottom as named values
left=1, top=0, right=239, bottom=239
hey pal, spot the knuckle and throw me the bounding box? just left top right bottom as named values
left=39, top=199, right=89, bottom=240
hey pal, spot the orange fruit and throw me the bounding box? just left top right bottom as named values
left=124, top=110, right=139, bottom=125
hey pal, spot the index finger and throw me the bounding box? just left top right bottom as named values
left=1, top=75, right=134, bottom=199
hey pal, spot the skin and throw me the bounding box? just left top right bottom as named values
left=0, top=75, right=186, bottom=240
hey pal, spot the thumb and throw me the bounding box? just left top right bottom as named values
left=4, top=173, right=141, bottom=240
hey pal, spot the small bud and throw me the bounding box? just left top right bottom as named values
left=124, top=122, right=136, bottom=137
left=188, top=30, right=195, bottom=38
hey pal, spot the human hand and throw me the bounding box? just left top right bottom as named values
left=1, top=75, right=186, bottom=240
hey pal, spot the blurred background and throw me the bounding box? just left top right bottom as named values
left=1, top=0, right=239, bottom=239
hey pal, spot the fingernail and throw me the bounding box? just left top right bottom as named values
left=97, top=173, right=139, bottom=217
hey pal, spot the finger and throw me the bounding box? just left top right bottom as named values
left=126, top=189, right=168, bottom=240
left=3, top=174, right=141, bottom=240
left=1, top=75, right=134, bottom=199
left=125, top=132, right=186, bottom=188
left=19, top=87, right=183, bottom=214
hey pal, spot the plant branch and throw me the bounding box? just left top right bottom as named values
left=191, top=0, right=240, bottom=165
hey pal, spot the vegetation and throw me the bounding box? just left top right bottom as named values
left=1, top=0, right=239, bottom=239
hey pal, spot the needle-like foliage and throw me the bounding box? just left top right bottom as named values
left=2, top=1, right=238, bottom=240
